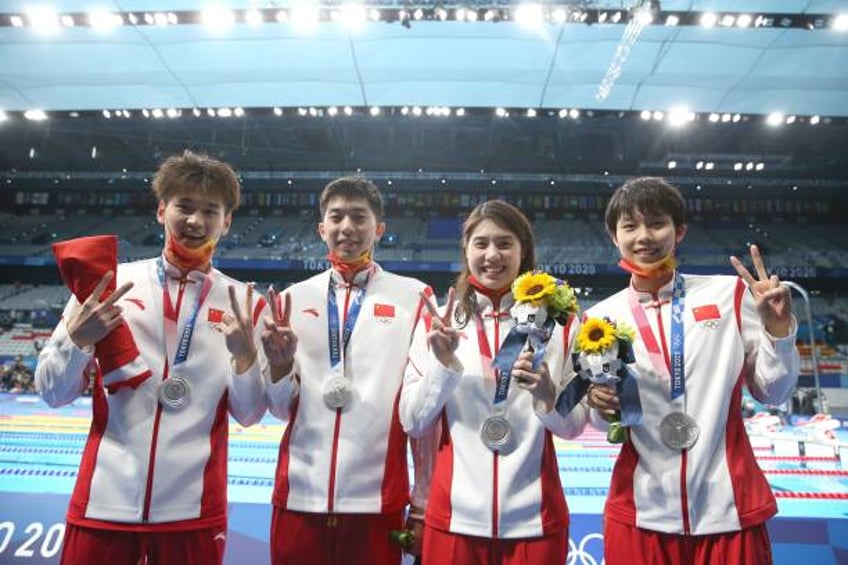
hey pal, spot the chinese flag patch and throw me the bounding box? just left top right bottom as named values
left=374, top=303, right=395, bottom=318
left=692, top=304, right=721, bottom=322
left=208, top=308, right=224, bottom=323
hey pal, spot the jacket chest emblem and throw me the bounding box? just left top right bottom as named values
left=374, top=303, right=395, bottom=324
left=692, top=304, right=721, bottom=329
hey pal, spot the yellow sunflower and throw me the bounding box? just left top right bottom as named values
left=576, top=317, right=617, bottom=354
left=512, top=271, right=556, bottom=303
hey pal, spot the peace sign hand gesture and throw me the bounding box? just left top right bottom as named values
left=730, top=244, right=792, bottom=338
left=221, top=283, right=259, bottom=373
left=261, top=285, right=298, bottom=383
left=66, top=271, right=134, bottom=349
left=421, top=288, right=460, bottom=369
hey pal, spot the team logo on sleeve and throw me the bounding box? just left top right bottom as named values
left=692, top=304, right=721, bottom=329
left=374, top=303, right=395, bottom=324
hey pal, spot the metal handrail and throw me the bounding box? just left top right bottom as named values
left=783, top=280, right=825, bottom=414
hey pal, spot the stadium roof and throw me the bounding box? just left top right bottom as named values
left=1, top=0, right=847, bottom=189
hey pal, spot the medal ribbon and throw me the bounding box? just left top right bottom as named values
left=473, top=306, right=517, bottom=406
left=156, top=257, right=213, bottom=367
left=629, top=273, right=686, bottom=400
left=327, top=274, right=369, bottom=375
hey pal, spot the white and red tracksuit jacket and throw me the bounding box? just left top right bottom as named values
left=586, top=273, right=800, bottom=536
left=35, top=257, right=268, bottom=530
left=400, top=291, right=589, bottom=539
left=265, top=264, right=432, bottom=514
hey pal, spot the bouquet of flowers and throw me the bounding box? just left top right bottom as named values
left=492, top=271, right=579, bottom=374
left=574, top=317, right=638, bottom=443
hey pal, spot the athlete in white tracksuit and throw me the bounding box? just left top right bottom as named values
left=584, top=176, right=799, bottom=564
left=585, top=274, right=799, bottom=536
left=401, top=289, right=587, bottom=540
left=36, top=151, right=268, bottom=565
left=36, top=258, right=268, bottom=528
left=265, top=264, right=430, bottom=516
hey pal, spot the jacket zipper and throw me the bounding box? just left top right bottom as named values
left=142, top=278, right=186, bottom=522
left=326, top=285, right=352, bottom=513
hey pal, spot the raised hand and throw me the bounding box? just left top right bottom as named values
left=221, top=283, right=259, bottom=373
left=730, top=244, right=792, bottom=337
left=261, top=285, right=298, bottom=383
left=512, top=350, right=556, bottom=412
left=66, top=271, right=134, bottom=349
left=421, top=287, right=459, bottom=368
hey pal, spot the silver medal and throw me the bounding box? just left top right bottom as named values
left=323, top=376, right=354, bottom=409
left=158, top=376, right=190, bottom=410
left=659, top=411, right=700, bottom=450
left=480, top=415, right=516, bottom=454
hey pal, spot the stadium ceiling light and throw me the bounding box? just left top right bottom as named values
left=245, top=9, right=263, bottom=25
left=551, top=8, right=567, bottom=24
left=766, top=112, right=784, bottom=126
left=0, top=105, right=842, bottom=129
left=202, top=6, right=235, bottom=30
left=736, top=14, right=753, bottom=27
left=24, top=109, right=48, bottom=121
left=340, top=3, right=367, bottom=30
left=26, top=7, right=60, bottom=33
left=291, top=4, right=320, bottom=31
left=513, top=4, right=544, bottom=28
left=0, top=7, right=842, bottom=31
left=89, top=11, right=123, bottom=30
left=700, top=12, right=717, bottom=27
left=667, top=106, right=694, bottom=126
